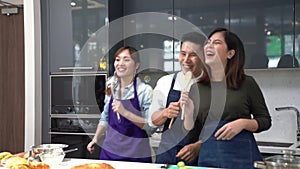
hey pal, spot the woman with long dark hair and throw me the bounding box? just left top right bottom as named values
left=185, top=28, right=272, bottom=168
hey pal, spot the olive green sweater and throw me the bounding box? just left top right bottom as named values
left=188, top=75, right=272, bottom=139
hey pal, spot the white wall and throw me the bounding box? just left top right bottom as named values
left=24, top=0, right=42, bottom=151
left=247, top=69, right=300, bottom=144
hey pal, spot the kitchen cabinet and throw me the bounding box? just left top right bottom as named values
left=230, top=0, right=297, bottom=69
left=122, top=0, right=300, bottom=70
left=43, top=0, right=300, bottom=72
left=45, top=0, right=109, bottom=73
left=123, top=0, right=175, bottom=72
left=48, top=0, right=73, bottom=72
left=40, top=0, right=121, bottom=150
left=177, top=0, right=300, bottom=69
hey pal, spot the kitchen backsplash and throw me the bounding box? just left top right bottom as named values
left=246, top=69, right=300, bottom=143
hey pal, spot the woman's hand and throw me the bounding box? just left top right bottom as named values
left=180, top=91, right=194, bottom=118
left=87, top=139, right=96, bottom=153
left=180, top=91, right=195, bottom=130
left=214, top=119, right=245, bottom=140
left=112, top=99, right=127, bottom=116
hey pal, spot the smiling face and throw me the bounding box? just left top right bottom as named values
left=204, top=31, right=235, bottom=69
left=179, top=41, right=203, bottom=77
left=114, top=49, right=139, bottom=80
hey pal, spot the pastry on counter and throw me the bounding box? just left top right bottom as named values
left=2, top=156, right=30, bottom=168
left=0, top=151, right=50, bottom=169
left=30, top=161, right=50, bottom=169
left=71, top=163, right=115, bottom=169
left=10, top=163, right=31, bottom=169
left=0, top=152, right=13, bottom=160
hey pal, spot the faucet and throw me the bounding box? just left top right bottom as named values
left=275, top=106, right=300, bottom=141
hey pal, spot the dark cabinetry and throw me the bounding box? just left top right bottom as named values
left=123, top=0, right=300, bottom=69
left=48, top=0, right=73, bottom=72
left=43, top=0, right=300, bottom=73
left=46, top=0, right=109, bottom=73
left=41, top=0, right=115, bottom=158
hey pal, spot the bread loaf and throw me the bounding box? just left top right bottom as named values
left=71, top=163, right=115, bottom=169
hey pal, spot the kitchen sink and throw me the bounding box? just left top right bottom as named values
left=256, top=141, right=293, bottom=147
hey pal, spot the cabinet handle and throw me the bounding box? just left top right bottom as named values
left=50, top=114, right=100, bottom=118
left=59, top=67, right=94, bottom=70
left=49, top=132, right=95, bottom=136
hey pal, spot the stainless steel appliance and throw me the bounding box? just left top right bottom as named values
left=49, top=73, right=106, bottom=159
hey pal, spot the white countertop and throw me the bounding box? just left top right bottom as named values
left=57, top=158, right=214, bottom=169
left=258, top=146, right=300, bottom=155
left=0, top=158, right=218, bottom=169
left=258, top=141, right=300, bottom=155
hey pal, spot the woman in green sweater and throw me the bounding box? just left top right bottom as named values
left=184, top=28, right=272, bottom=169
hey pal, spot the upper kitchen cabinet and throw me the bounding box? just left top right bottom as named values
left=174, top=0, right=229, bottom=35
left=230, top=0, right=299, bottom=69
left=122, top=0, right=175, bottom=72
left=42, top=0, right=109, bottom=73
left=175, top=0, right=299, bottom=69
left=42, top=0, right=300, bottom=72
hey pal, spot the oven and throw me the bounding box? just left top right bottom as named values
left=49, top=73, right=106, bottom=159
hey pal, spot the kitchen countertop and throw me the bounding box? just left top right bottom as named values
left=0, top=158, right=220, bottom=169
left=258, top=146, right=300, bottom=155
left=257, top=141, right=300, bottom=155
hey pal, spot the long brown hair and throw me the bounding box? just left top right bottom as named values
left=200, top=28, right=245, bottom=89
left=105, top=46, right=140, bottom=95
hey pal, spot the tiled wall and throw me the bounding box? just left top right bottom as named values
left=246, top=69, right=300, bottom=143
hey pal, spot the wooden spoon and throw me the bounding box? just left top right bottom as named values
left=181, top=71, right=192, bottom=120
left=168, top=71, right=192, bottom=129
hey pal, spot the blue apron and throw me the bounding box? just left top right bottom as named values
left=198, top=121, right=263, bottom=169
left=100, top=79, right=152, bottom=162
left=156, top=73, right=198, bottom=166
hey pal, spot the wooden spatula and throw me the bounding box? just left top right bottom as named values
left=168, top=71, right=192, bottom=129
